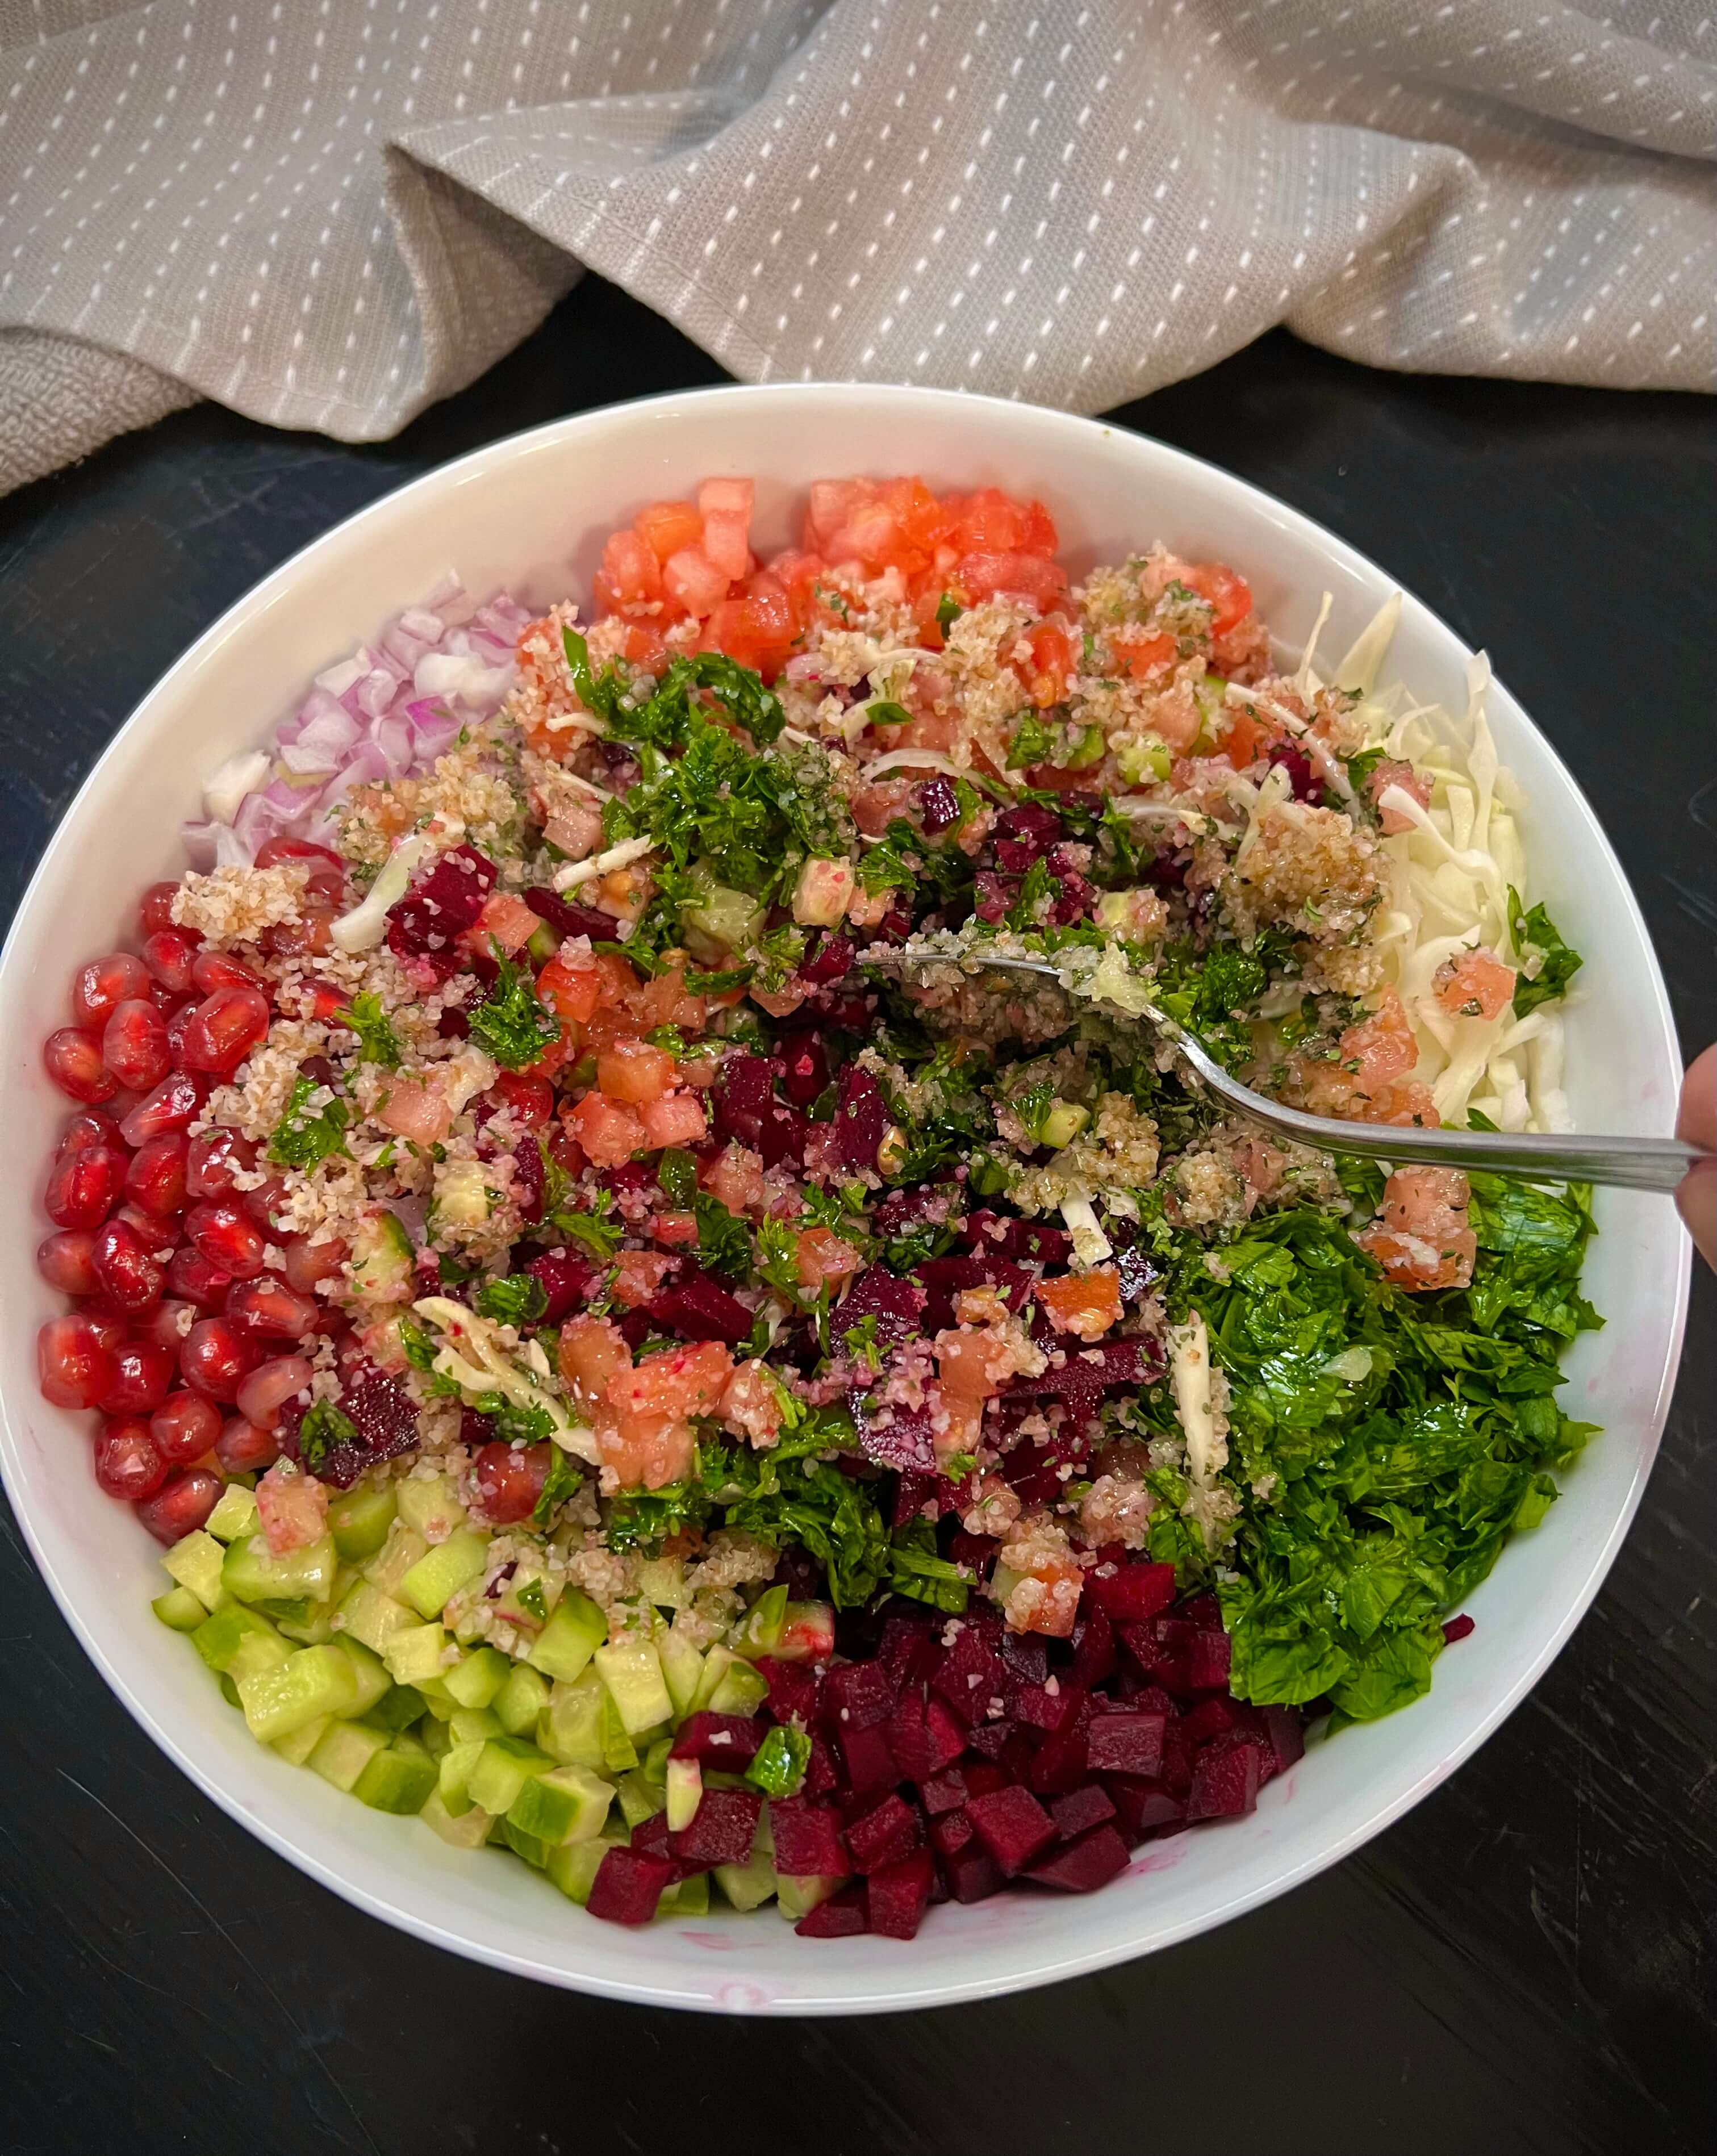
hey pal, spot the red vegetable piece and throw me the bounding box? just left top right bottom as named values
left=1050, top=1783, right=1117, bottom=1841
left=942, top=1839, right=1006, bottom=1903
left=795, top=1885, right=870, bottom=1938
left=866, top=1847, right=935, bottom=1940
left=821, top=1657, right=896, bottom=1733
left=1086, top=1711, right=1167, bottom=1781
left=837, top=1719, right=901, bottom=1797
left=884, top=1690, right=967, bottom=1782
left=1087, top=1561, right=1177, bottom=1623
left=963, top=1785, right=1056, bottom=1875
left=843, top=1793, right=921, bottom=1875
left=930, top=1626, right=1008, bottom=1727
left=672, top=1787, right=762, bottom=1870
left=586, top=1846, right=676, bottom=1927
left=1185, top=1737, right=1262, bottom=1821
left=767, top=1796, right=850, bottom=1877
left=918, top=1767, right=969, bottom=1818
left=757, top=1656, right=821, bottom=1727
left=666, top=1712, right=764, bottom=1769
left=1104, top=1777, right=1188, bottom=1844
left=1024, top=1823, right=1130, bottom=1893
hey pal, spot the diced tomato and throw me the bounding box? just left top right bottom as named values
left=568, top=1091, right=647, bottom=1167
left=1004, top=1558, right=1083, bottom=1638
left=1368, top=757, right=1432, bottom=835
left=701, top=569, right=797, bottom=682
left=700, top=1143, right=766, bottom=1215
left=935, top=1328, right=1017, bottom=1402
left=653, top=1211, right=700, bottom=1248
left=255, top=1460, right=329, bottom=1555
left=493, top=1071, right=554, bottom=1129
left=1035, top=1268, right=1121, bottom=1340
left=697, top=477, right=754, bottom=582
left=663, top=545, right=732, bottom=617
left=611, top=1250, right=678, bottom=1309
left=1219, top=705, right=1271, bottom=768
left=634, top=499, right=704, bottom=563
left=379, top=1077, right=452, bottom=1146
left=537, top=951, right=603, bottom=1027
left=1342, top=988, right=1419, bottom=1092
left=1181, top=561, right=1254, bottom=637
left=850, top=778, right=917, bottom=836
left=596, top=1038, right=677, bottom=1105
left=594, top=1411, right=696, bottom=1493
left=1435, top=946, right=1517, bottom=1022
left=629, top=964, right=707, bottom=1037
left=594, top=528, right=665, bottom=616
left=1359, top=1166, right=1477, bottom=1290
left=720, top=1358, right=785, bottom=1447
left=1025, top=620, right=1075, bottom=706
left=953, top=551, right=1069, bottom=611
left=794, top=1225, right=864, bottom=1292
left=637, top=1090, right=708, bottom=1149
left=1111, top=627, right=1176, bottom=682
left=559, top=1315, right=631, bottom=1403
left=470, top=891, right=540, bottom=956
left=949, top=486, right=1058, bottom=558
left=611, top=1340, right=734, bottom=1423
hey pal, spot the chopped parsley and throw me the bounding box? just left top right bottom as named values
left=472, top=1272, right=549, bottom=1328
left=293, top=1398, right=360, bottom=1472
left=467, top=945, right=561, bottom=1070
left=693, top=1192, right=752, bottom=1281
left=1507, top=887, right=1584, bottom=1017
left=530, top=1445, right=585, bottom=1530
left=335, top=991, right=402, bottom=1071
left=267, top=1076, right=351, bottom=1169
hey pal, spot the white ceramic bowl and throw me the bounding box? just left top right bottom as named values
left=0, top=386, right=1690, bottom=2013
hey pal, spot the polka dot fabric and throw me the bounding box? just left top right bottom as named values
left=2, top=0, right=1713, bottom=494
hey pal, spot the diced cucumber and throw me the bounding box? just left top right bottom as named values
left=491, top=1565, right=561, bottom=1631
left=449, top=1707, right=504, bottom=1745
left=665, top=1757, right=702, bottom=1832
left=594, top=1636, right=673, bottom=1736
left=695, top=1645, right=770, bottom=1717
left=330, top=1635, right=391, bottom=1718
left=507, top=1764, right=613, bottom=1848
left=237, top=1644, right=361, bottom=1743
left=540, top=1670, right=605, bottom=1769
left=204, top=1484, right=260, bottom=1545
left=162, top=1530, right=228, bottom=1612
left=152, top=1585, right=208, bottom=1633
left=635, top=1557, right=689, bottom=1610
left=362, top=1519, right=429, bottom=1596
left=414, top=1680, right=457, bottom=1721
left=501, top=1817, right=552, bottom=1869
left=729, top=1583, right=788, bottom=1660
left=395, top=1472, right=467, bottom=1539
left=335, top=1578, right=416, bottom=1656
left=420, top=1787, right=494, bottom=1850
left=271, top=1715, right=330, bottom=1767
left=350, top=1208, right=413, bottom=1298
left=382, top=1623, right=449, bottom=1687
left=309, top=1719, right=391, bottom=1793
left=327, top=1481, right=398, bottom=1564
left=353, top=1743, right=438, bottom=1815
left=441, top=1645, right=509, bottom=1711
left=363, top=1682, right=427, bottom=1736
left=545, top=1837, right=608, bottom=1907
left=275, top=1602, right=336, bottom=1647
left=493, top=1662, right=550, bottom=1737
left=437, top=1739, right=487, bottom=1817
left=526, top=1587, right=606, bottom=1683
left=600, top=1690, right=640, bottom=1775
left=192, top=1602, right=291, bottom=1681
left=429, top=1159, right=492, bottom=1234
left=219, top=1673, right=241, bottom=1709
left=680, top=867, right=767, bottom=959
left=222, top=1530, right=339, bottom=1609
left=616, top=1771, right=663, bottom=1831
left=714, top=1854, right=778, bottom=1912
left=416, top=1711, right=452, bottom=1759
left=640, top=1735, right=674, bottom=1787
left=776, top=1872, right=846, bottom=1921
left=399, top=1528, right=490, bottom=1620
left=659, top=1871, right=710, bottom=1918
left=466, top=1735, right=553, bottom=1818
left=658, top=1629, right=705, bottom=1723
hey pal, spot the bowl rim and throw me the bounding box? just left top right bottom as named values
left=0, top=381, right=1691, bottom=2013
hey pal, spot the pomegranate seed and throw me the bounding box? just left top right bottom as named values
left=236, top=1353, right=314, bottom=1431
left=217, top=1415, right=281, bottom=1474
left=150, top=1389, right=224, bottom=1466
left=282, top=1233, right=349, bottom=1293
left=57, top=1108, right=124, bottom=1155
left=546, top=1123, right=584, bottom=1176
left=166, top=1246, right=236, bottom=1309
left=136, top=1468, right=222, bottom=1544
left=264, top=909, right=335, bottom=958
left=97, top=1340, right=177, bottom=1417
left=95, top=1419, right=168, bottom=1501
left=256, top=835, right=346, bottom=886
left=186, top=1201, right=266, bottom=1280
left=36, top=1229, right=101, bottom=1296
left=44, top=1144, right=129, bottom=1230
left=101, top=997, right=172, bottom=1092
left=119, top=1072, right=204, bottom=1148
left=36, top=1315, right=118, bottom=1409
left=71, top=952, right=151, bottom=1028
left=42, top=1027, right=120, bottom=1104
left=473, top=1440, right=552, bottom=1524
left=186, top=1128, right=257, bottom=1198
left=125, top=1133, right=189, bottom=1218
left=179, top=1315, right=262, bottom=1402
left=73, top=1301, right=131, bottom=1349
left=494, top=1071, right=555, bottom=1129
left=139, top=881, right=193, bottom=938
left=190, top=949, right=264, bottom=995
left=139, top=1298, right=198, bottom=1351
left=181, top=986, right=270, bottom=1074
left=140, top=929, right=200, bottom=995
left=240, top=1175, right=289, bottom=1232
left=91, top=1218, right=167, bottom=1312
left=165, top=1002, right=197, bottom=1069
left=115, top=1202, right=179, bottom=1255
left=225, top=1275, right=319, bottom=1339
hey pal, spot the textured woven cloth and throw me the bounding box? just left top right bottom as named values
left=2, top=0, right=1714, bottom=496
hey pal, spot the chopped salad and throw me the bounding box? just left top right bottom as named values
left=33, top=472, right=1596, bottom=1939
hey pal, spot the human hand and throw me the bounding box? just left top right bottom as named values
left=1677, top=1044, right=1715, bottom=1268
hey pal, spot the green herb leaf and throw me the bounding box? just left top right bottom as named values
left=1006, top=711, right=1059, bottom=771
left=467, top=944, right=561, bottom=1070
left=530, top=1445, right=585, bottom=1530
left=693, top=1192, right=753, bottom=1281
left=1507, top=887, right=1584, bottom=1017
left=292, top=1398, right=360, bottom=1472
left=268, top=1076, right=351, bottom=1169
left=472, top=1272, right=549, bottom=1327
left=745, top=1722, right=812, bottom=1797
left=657, top=1147, right=700, bottom=1210
left=935, top=592, right=962, bottom=631
left=515, top=1578, right=548, bottom=1622
left=335, top=991, right=403, bottom=1071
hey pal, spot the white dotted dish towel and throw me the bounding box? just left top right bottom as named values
left=2, top=0, right=1713, bottom=496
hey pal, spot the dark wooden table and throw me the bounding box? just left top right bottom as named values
left=2, top=281, right=1712, bottom=2156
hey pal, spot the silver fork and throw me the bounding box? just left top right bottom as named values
left=875, top=943, right=1707, bottom=1195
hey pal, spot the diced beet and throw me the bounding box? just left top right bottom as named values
left=845, top=1793, right=921, bottom=1875
left=1105, top=1777, right=1188, bottom=1844
left=386, top=843, right=496, bottom=968
left=885, top=1693, right=967, bottom=1782
left=962, top=1762, right=1008, bottom=1798
left=973, top=870, right=1015, bottom=924
left=1025, top=1823, right=1130, bottom=1894
left=917, top=776, right=962, bottom=833
left=1009, top=1681, right=1077, bottom=1735
left=1186, top=1738, right=1261, bottom=1821
left=1086, top=1711, right=1167, bottom=1780
left=999, top=1729, right=1037, bottom=1784
left=931, top=1626, right=1008, bottom=1727
left=1180, top=1697, right=1242, bottom=1748
left=712, top=1055, right=782, bottom=1147
left=1087, top=1561, right=1179, bottom=1624
left=648, top=1264, right=754, bottom=1347
left=768, top=1797, right=850, bottom=1877
left=931, top=1808, right=974, bottom=1858
left=795, top=1884, right=869, bottom=1938
left=919, top=1767, right=969, bottom=1817
left=856, top=1399, right=939, bottom=1476
left=758, top=1658, right=821, bottom=1727
left=1272, top=746, right=1320, bottom=801
left=668, top=1712, right=764, bottom=1768
left=1443, top=1612, right=1476, bottom=1644
left=834, top=1067, right=887, bottom=1174
left=1119, top=1617, right=1200, bottom=1695
left=912, top=1252, right=1031, bottom=1331
left=629, top=1811, right=674, bottom=1858
left=1260, top=1704, right=1306, bottom=1776
left=867, top=1847, right=935, bottom=1940
left=523, top=886, right=615, bottom=942
left=822, top=1657, right=897, bottom=1732
left=673, top=1787, right=762, bottom=1869
left=799, top=933, right=855, bottom=987
left=1071, top=1606, right=1117, bottom=1689
left=997, top=1630, right=1048, bottom=1685
left=511, top=1132, right=546, bottom=1225
left=964, top=1785, right=1056, bottom=1875
left=962, top=1210, right=1070, bottom=1265
left=615, top=1308, right=654, bottom=1351
left=1184, top=1627, right=1233, bottom=1691
left=1026, top=1709, right=1092, bottom=1796
left=756, top=1100, right=811, bottom=1171
left=1159, top=1718, right=1195, bottom=1798
left=277, top=1361, right=417, bottom=1490
left=1050, top=1784, right=1117, bottom=1840
left=804, top=1735, right=841, bottom=1798
left=777, top=1032, right=829, bottom=1108
left=836, top=1265, right=928, bottom=1351
left=528, top=1244, right=597, bottom=1322
left=964, top=1718, right=1012, bottom=1763
left=943, top=1838, right=1007, bottom=1903
left=1010, top=1335, right=1162, bottom=1402
left=587, top=1846, right=676, bottom=1927
left=875, top=1612, right=939, bottom=1689
left=838, top=1720, right=902, bottom=1796
left=1179, top=1591, right=1225, bottom=1629
left=992, top=801, right=1064, bottom=866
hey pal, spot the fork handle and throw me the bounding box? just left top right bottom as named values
left=1245, top=1105, right=1705, bottom=1194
